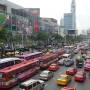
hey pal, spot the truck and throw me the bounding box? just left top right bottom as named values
left=76, top=55, right=84, bottom=68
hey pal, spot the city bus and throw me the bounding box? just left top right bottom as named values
left=55, top=48, right=65, bottom=59
left=0, top=57, right=22, bottom=69
left=40, top=53, right=58, bottom=69
left=0, top=59, right=40, bottom=89
left=64, top=45, right=74, bottom=54
left=17, top=52, right=42, bottom=60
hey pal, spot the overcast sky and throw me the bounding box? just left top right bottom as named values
left=8, top=0, right=90, bottom=33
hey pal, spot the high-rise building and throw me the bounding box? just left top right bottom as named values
left=63, top=0, right=76, bottom=36
left=59, top=18, right=65, bottom=37
left=71, top=0, right=76, bottom=30
left=64, top=13, right=73, bottom=35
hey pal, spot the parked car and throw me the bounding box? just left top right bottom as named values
left=66, top=67, right=77, bottom=75
left=39, top=70, right=54, bottom=81
left=61, top=86, right=76, bottom=90
left=74, top=70, right=86, bottom=82
left=56, top=74, right=71, bottom=85
left=19, top=79, right=45, bottom=90
left=48, top=63, right=59, bottom=71
left=64, top=59, right=74, bottom=67
left=58, top=59, right=65, bottom=65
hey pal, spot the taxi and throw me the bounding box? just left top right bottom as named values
left=61, top=86, right=76, bottom=90
left=56, top=74, right=71, bottom=85
left=48, top=63, right=59, bottom=71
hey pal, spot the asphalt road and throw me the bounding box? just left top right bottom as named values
left=11, top=53, right=90, bottom=90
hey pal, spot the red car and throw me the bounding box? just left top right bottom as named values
left=66, top=67, right=77, bottom=75
left=61, top=86, right=76, bottom=90
left=74, top=70, right=86, bottom=82
left=48, top=63, right=59, bottom=71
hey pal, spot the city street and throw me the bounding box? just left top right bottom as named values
left=11, top=53, right=90, bottom=90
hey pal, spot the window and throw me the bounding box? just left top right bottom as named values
left=33, top=82, right=37, bottom=87
left=37, top=81, right=40, bottom=85
left=15, top=60, right=21, bottom=64
left=28, top=84, right=32, bottom=89
left=0, top=73, right=3, bottom=78
left=19, top=85, right=26, bottom=89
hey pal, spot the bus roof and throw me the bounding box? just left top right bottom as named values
left=18, top=52, right=42, bottom=58
left=41, top=53, right=56, bottom=60
left=0, top=57, right=21, bottom=64
left=0, top=59, right=38, bottom=73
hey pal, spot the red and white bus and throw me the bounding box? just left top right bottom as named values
left=17, top=52, right=42, bottom=60
left=0, top=57, right=22, bottom=69
left=40, top=53, right=58, bottom=69
left=54, top=48, right=65, bottom=59
left=0, top=59, right=39, bottom=89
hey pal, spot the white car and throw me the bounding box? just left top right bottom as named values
left=58, top=59, right=65, bottom=65
left=19, top=79, right=45, bottom=90
left=40, top=70, right=54, bottom=80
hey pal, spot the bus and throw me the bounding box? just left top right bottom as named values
left=17, top=52, right=42, bottom=60
left=0, top=59, right=40, bottom=89
left=0, top=57, right=22, bottom=69
left=40, top=53, right=58, bottom=69
left=55, top=48, right=65, bottom=59
left=64, top=45, right=74, bottom=54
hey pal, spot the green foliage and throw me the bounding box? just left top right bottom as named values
left=36, top=31, right=49, bottom=41
left=0, top=14, right=6, bottom=24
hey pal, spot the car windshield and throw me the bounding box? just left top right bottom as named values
left=41, top=71, right=48, bottom=76
left=59, top=75, right=66, bottom=80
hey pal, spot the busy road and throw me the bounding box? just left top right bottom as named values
left=11, top=52, right=90, bottom=90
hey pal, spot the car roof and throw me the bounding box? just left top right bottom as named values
left=60, top=74, right=69, bottom=77
left=68, top=67, right=74, bottom=70
left=61, top=86, right=75, bottom=90
left=21, top=79, right=38, bottom=86
left=51, top=63, right=56, bottom=65
left=76, top=70, right=84, bottom=74
left=41, top=70, right=50, bottom=73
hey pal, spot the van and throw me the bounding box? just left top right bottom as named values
left=19, top=79, right=45, bottom=90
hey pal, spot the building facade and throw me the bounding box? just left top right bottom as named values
left=0, top=0, right=40, bottom=47
left=40, top=17, right=58, bottom=34
left=59, top=18, right=65, bottom=37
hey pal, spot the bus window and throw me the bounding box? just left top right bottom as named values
left=0, top=73, right=3, bottom=78
left=15, top=60, right=21, bottom=64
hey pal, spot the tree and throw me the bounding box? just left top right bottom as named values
left=0, top=29, right=7, bottom=43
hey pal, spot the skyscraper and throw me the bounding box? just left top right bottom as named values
left=63, top=0, right=76, bottom=36
left=71, top=0, right=76, bottom=30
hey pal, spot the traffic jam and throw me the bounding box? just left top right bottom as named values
left=0, top=44, right=90, bottom=90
